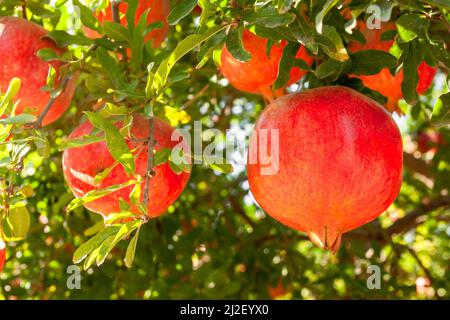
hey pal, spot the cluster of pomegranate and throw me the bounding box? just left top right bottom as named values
left=0, top=2, right=438, bottom=259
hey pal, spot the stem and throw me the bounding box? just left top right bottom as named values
left=110, top=0, right=121, bottom=24
left=22, top=1, right=27, bottom=20
left=34, top=77, right=70, bottom=129
left=143, top=103, right=155, bottom=213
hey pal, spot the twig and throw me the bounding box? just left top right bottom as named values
left=33, top=76, right=71, bottom=129
left=22, top=1, right=28, bottom=20
left=181, top=84, right=210, bottom=110
left=143, top=105, right=155, bottom=216
left=110, top=0, right=121, bottom=24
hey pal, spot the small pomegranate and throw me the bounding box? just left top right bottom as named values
left=220, top=29, right=313, bottom=100
left=63, top=115, right=190, bottom=217
left=348, top=21, right=437, bottom=113
left=417, top=131, right=444, bottom=154
left=0, top=17, right=77, bottom=125
left=85, top=0, right=170, bottom=48
left=247, top=86, right=403, bottom=252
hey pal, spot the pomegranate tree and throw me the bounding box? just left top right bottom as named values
left=0, top=17, right=76, bottom=125
left=348, top=21, right=437, bottom=112
left=63, top=115, right=190, bottom=217
left=247, top=86, right=403, bottom=252
left=85, top=0, right=170, bottom=48
left=220, top=29, right=313, bottom=100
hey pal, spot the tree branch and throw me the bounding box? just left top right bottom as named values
left=403, top=152, right=433, bottom=179
left=387, top=195, right=450, bottom=236
left=142, top=108, right=155, bottom=218
left=110, top=0, right=121, bottom=24
left=33, top=76, right=71, bottom=129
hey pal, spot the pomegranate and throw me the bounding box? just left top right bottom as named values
left=417, top=131, right=444, bottom=154
left=268, top=280, right=287, bottom=299
left=85, top=0, right=170, bottom=48
left=348, top=21, right=437, bottom=112
left=220, top=29, right=313, bottom=100
left=247, top=86, right=403, bottom=252
left=0, top=17, right=77, bottom=126
left=63, top=115, right=190, bottom=217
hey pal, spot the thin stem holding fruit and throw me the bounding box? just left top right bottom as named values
left=143, top=103, right=155, bottom=212
left=33, top=76, right=70, bottom=129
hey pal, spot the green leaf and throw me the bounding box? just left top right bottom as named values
left=3, top=206, right=31, bottom=241
left=317, top=25, right=349, bottom=62
left=274, top=42, right=300, bottom=89
left=153, top=24, right=227, bottom=91
left=315, top=0, right=341, bottom=34
left=73, top=0, right=99, bottom=30
left=432, top=92, right=450, bottom=127
left=225, top=25, right=251, bottom=62
left=131, top=9, right=149, bottom=72
left=315, top=58, right=344, bottom=79
left=85, top=112, right=135, bottom=175
left=245, top=6, right=296, bottom=28
left=73, top=225, right=121, bottom=264
left=203, top=155, right=234, bottom=174
left=96, top=47, right=124, bottom=88
left=103, top=21, right=130, bottom=43
left=66, top=179, right=136, bottom=212
left=396, top=13, right=429, bottom=43
left=59, top=135, right=104, bottom=151
left=401, top=42, right=422, bottom=105
left=350, top=50, right=397, bottom=75
left=167, top=0, right=198, bottom=25
left=126, top=0, right=139, bottom=34
left=154, top=148, right=171, bottom=167
left=45, top=30, right=94, bottom=47
left=0, top=114, right=37, bottom=125
left=125, top=228, right=140, bottom=268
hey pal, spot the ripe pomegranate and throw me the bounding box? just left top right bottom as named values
left=85, top=0, right=170, bottom=48
left=247, top=86, right=403, bottom=252
left=0, top=240, right=5, bottom=273
left=0, top=17, right=77, bottom=126
left=220, top=29, right=313, bottom=101
left=63, top=115, right=191, bottom=218
left=348, top=21, right=437, bottom=113
left=417, top=131, right=444, bottom=154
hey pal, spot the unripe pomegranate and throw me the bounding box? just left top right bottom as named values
left=63, top=115, right=190, bottom=218
left=0, top=17, right=77, bottom=126
left=85, top=0, right=170, bottom=48
left=220, top=30, right=313, bottom=100
left=348, top=21, right=437, bottom=113
left=247, top=86, right=403, bottom=252
left=417, top=131, right=444, bottom=154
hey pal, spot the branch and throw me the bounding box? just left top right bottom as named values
left=22, top=1, right=27, bottom=20
left=110, top=0, right=121, bottom=24
left=142, top=109, right=155, bottom=217
left=34, top=76, right=71, bottom=129
left=387, top=195, right=450, bottom=236
left=403, top=152, right=433, bottom=179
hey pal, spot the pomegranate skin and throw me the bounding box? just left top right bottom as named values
left=220, top=30, right=313, bottom=97
left=85, top=0, right=170, bottom=48
left=247, top=86, right=403, bottom=251
left=348, top=21, right=437, bottom=112
left=63, top=116, right=190, bottom=218
left=0, top=240, right=5, bottom=273
left=0, top=17, right=76, bottom=125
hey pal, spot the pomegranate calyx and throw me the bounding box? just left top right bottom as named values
left=307, top=227, right=342, bottom=254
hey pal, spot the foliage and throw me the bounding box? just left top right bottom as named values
left=0, top=0, right=449, bottom=300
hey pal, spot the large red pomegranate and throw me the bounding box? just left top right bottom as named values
left=220, top=29, right=313, bottom=100
left=85, top=0, right=170, bottom=48
left=62, top=115, right=191, bottom=218
left=0, top=17, right=76, bottom=126
left=247, top=86, right=403, bottom=252
left=348, top=21, right=437, bottom=113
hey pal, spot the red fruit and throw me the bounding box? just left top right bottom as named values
left=247, top=86, right=403, bottom=252
left=220, top=29, right=313, bottom=101
left=0, top=240, right=5, bottom=273
left=85, top=0, right=170, bottom=48
left=417, top=131, right=444, bottom=154
left=348, top=21, right=437, bottom=113
left=268, top=280, right=287, bottom=299
left=63, top=115, right=190, bottom=218
left=0, top=17, right=77, bottom=125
